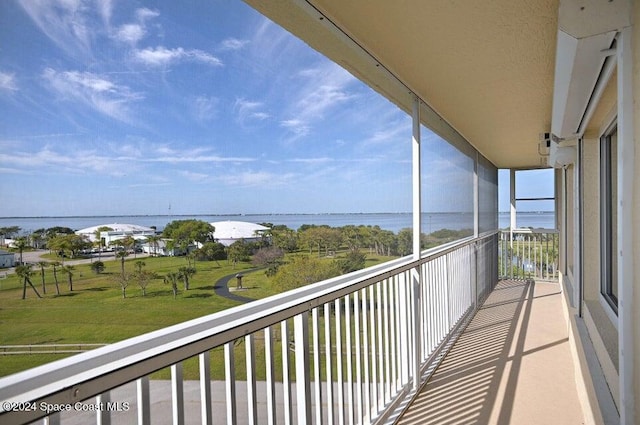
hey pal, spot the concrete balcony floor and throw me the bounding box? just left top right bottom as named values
left=398, top=279, right=586, bottom=425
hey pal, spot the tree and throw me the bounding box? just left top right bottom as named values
left=178, top=266, right=196, bottom=290
left=133, top=263, right=154, bottom=297
left=227, top=240, right=250, bottom=268
left=193, top=242, right=226, bottom=263
left=90, top=261, right=105, bottom=274
left=115, top=251, right=129, bottom=274
left=36, top=261, right=49, bottom=294
left=144, top=235, right=162, bottom=257
left=270, top=225, right=298, bottom=252
left=163, top=220, right=215, bottom=256
left=0, top=226, right=20, bottom=246
left=48, top=234, right=91, bottom=261
left=14, top=236, right=29, bottom=265
left=397, top=228, right=413, bottom=256
left=252, top=246, right=285, bottom=276
left=164, top=272, right=181, bottom=299
left=134, top=260, right=145, bottom=273
left=61, top=265, right=75, bottom=291
left=338, top=250, right=367, bottom=273
left=272, top=255, right=341, bottom=292
left=30, top=229, right=47, bottom=249
left=113, top=271, right=131, bottom=299
left=93, top=226, right=113, bottom=259
left=298, top=226, right=341, bottom=257
left=15, top=264, right=42, bottom=299
left=50, top=261, right=61, bottom=295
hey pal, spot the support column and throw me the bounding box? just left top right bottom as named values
left=510, top=169, right=516, bottom=247
left=411, top=96, right=422, bottom=390
left=412, top=96, right=422, bottom=260
left=616, top=26, right=635, bottom=425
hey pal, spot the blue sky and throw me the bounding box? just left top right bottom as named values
left=0, top=0, right=551, bottom=217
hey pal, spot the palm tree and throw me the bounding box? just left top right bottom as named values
left=115, top=251, right=129, bottom=275
left=178, top=266, right=196, bottom=290
left=36, top=261, right=49, bottom=294
left=93, top=226, right=113, bottom=260
left=164, top=272, right=181, bottom=299
left=15, top=264, right=41, bottom=299
left=50, top=261, right=61, bottom=295
left=14, top=236, right=29, bottom=265
left=145, top=235, right=162, bottom=257
left=135, top=260, right=146, bottom=273
left=61, top=265, right=75, bottom=291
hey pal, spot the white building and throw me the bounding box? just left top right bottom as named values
left=210, top=221, right=269, bottom=246
left=141, top=239, right=192, bottom=257
left=75, top=223, right=156, bottom=246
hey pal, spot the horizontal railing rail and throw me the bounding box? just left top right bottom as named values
left=0, top=232, right=498, bottom=425
left=499, top=228, right=559, bottom=281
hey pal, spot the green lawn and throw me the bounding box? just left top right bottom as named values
left=0, top=251, right=396, bottom=379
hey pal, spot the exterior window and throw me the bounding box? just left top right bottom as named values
left=600, top=125, right=618, bottom=314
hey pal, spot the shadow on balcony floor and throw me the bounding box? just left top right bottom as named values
left=398, top=279, right=586, bottom=425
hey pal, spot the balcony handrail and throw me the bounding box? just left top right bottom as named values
left=0, top=231, right=497, bottom=424
left=508, top=227, right=559, bottom=234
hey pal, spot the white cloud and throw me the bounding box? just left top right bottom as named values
left=233, top=98, right=270, bottom=125
left=293, top=63, right=356, bottom=121
left=218, top=170, right=296, bottom=187
left=133, top=46, right=223, bottom=67
left=113, top=8, right=159, bottom=45
left=135, top=7, right=160, bottom=21
left=219, top=38, right=249, bottom=51
left=115, top=24, right=145, bottom=44
left=42, top=68, right=143, bottom=122
left=180, top=170, right=209, bottom=182
left=278, top=62, right=357, bottom=142
left=0, top=72, right=18, bottom=91
left=280, top=119, right=310, bottom=138
left=0, top=146, right=130, bottom=176
left=193, top=96, right=219, bottom=122
left=97, top=0, right=113, bottom=25
left=18, top=0, right=94, bottom=58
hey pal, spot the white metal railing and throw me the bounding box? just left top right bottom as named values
left=499, top=229, right=559, bottom=280
left=0, top=232, right=498, bottom=425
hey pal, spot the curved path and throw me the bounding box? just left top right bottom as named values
left=213, top=268, right=260, bottom=304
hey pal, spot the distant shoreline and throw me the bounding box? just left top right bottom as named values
left=0, top=211, right=553, bottom=220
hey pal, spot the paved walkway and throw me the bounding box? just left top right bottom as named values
left=398, top=280, right=586, bottom=425
left=212, top=268, right=260, bottom=304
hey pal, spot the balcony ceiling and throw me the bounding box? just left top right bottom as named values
left=245, top=0, right=559, bottom=169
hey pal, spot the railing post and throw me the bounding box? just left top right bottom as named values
left=264, top=327, right=277, bottom=425
left=171, top=363, right=184, bottom=425
left=245, top=334, right=257, bottom=425
left=224, top=343, right=237, bottom=425
left=137, top=377, right=150, bottom=425
left=294, top=311, right=312, bottom=424
left=199, top=352, right=212, bottom=425
left=96, top=391, right=110, bottom=425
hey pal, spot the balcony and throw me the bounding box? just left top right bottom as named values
left=0, top=229, right=588, bottom=425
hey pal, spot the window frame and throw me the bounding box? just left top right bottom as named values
left=599, top=121, right=618, bottom=315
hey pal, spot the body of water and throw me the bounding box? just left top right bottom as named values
left=0, top=212, right=554, bottom=236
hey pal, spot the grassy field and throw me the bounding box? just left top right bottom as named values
left=0, top=251, right=395, bottom=379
